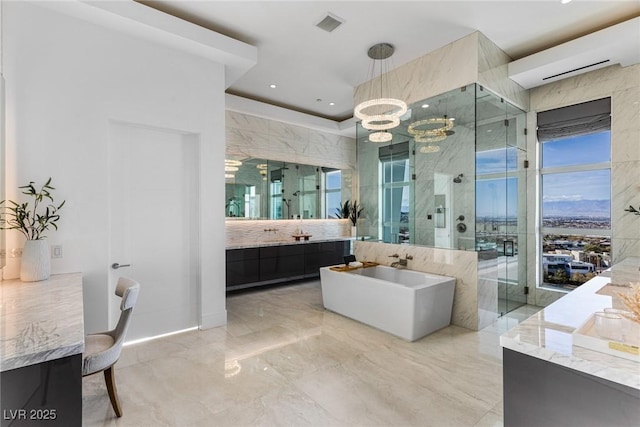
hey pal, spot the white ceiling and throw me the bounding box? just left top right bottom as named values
left=139, top=1, right=640, bottom=121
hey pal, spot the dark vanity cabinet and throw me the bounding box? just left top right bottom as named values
left=259, top=245, right=305, bottom=281
left=304, top=241, right=348, bottom=274
left=226, top=248, right=260, bottom=287
left=226, top=240, right=349, bottom=291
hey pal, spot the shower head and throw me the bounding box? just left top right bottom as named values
left=292, top=190, right=301, bottom=196
left=453, top=174, right=463, bottom=183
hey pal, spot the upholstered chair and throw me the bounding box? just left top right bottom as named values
left=83, top=277, right=140, bottom=417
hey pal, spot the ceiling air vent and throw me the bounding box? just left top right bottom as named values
left=315, top=13, right=344, bottom=33
left=509, top=17, right=639, bottom=89
left=542, top=59, right=611, bottom=81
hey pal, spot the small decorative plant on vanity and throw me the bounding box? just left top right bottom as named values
left=333, top=200, right=364, bottom=237
left=0, top=178, right=65, bottom=281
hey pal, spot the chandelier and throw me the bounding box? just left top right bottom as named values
left=225, top=159, right=242, bottom=179
left=256, top=163, right=268, bottom=181
left=354, top=43, right=407, bottom=142
left=407, top=116, right=454, bottom=143
left=418, top=144, right=441, bottom=153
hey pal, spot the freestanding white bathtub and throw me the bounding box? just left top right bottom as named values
left=319, top=265, right=456, bottom=341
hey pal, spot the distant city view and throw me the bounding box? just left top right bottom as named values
left=542, top=215, right=610, bottom=229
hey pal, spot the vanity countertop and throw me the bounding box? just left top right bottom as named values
left=0, top=273, right=84, bottom=372
left=227, top=236, right=354, bottom=250
left=500, top=257, right=640, bottom=390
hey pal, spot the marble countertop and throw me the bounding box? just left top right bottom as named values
left=500, top=257, right=640, bottom=390
left=1, top=273, right=84, bottom=372
left=227, top=236, right=354, bottom=250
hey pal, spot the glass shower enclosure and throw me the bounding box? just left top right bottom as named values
left=356, top=83, right=527, bottom=316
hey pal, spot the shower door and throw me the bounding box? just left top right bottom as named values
left=475, top=86, right=527, bottom=316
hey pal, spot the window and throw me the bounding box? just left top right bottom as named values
left=475, top=147, right=519, bottom=254
left=538, top=98, right=611, bottom=291
left=270, top=181, right=283, bottom=219
left=379, top=142, right=410, bottom=244
left=324, top=169, right=341, bottom=218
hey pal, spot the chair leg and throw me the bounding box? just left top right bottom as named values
left=104, top=367, right=123, bottom=417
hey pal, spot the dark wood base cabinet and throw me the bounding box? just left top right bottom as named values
left=226, top=240, right=349, bottom=291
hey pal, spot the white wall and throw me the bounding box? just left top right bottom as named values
left=3, top=2, right=228, bottom=333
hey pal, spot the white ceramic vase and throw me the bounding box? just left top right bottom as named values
left=351, top=225, right=357, bottom=237
left=20, top=239, right=51, bottom=282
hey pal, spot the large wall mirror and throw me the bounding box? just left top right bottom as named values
left=225, top=157, right=344, bottom=220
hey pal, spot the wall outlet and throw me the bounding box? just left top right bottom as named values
left=51, top=245, right=63, bottom=259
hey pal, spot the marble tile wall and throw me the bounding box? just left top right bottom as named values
left=353, top=241, right=482, bottom=330
left=414, top=126, right=476, bottom=249
left=226, top=219, right=351, bottom=248
left=226, top=111, right=356, bottom=170
left=354, top=34, right=477, bottom=109
left=477, top=32, right=529, bottom=111
left=527, top=63, right=640, bottom=306
left=354, top=32, right=529, bottom=116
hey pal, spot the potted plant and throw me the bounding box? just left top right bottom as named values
left=349, top=200, right=364, bottom=225
left=333, top=200, right=352, bottom=221
left=0, top=178, right=65, bottom=281
left=333, top=200, right=364, bottom=237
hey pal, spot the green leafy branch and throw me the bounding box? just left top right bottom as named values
left=624, top=205, right=640, bottom=216
left=332, top=199, right=364, bottom=226
left=0, top=178, right=65, bottom=240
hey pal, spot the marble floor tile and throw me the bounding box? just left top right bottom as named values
left=83, top=280, right=541, bottom=426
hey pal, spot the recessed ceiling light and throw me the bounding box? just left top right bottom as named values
left=561, top=0, right=572, bottom=4
left=329, top=102, right=335, bottom=106
left=269, top=84, right=277, bottom=89
left=421, top=104, right=429, bottom=109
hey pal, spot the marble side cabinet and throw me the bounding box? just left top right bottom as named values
left=1, top=273, right=84, bottom=427
left=500, top=258, right=640, bottom=426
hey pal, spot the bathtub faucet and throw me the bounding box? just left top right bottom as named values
left=391, top=254, right=413, bottom=268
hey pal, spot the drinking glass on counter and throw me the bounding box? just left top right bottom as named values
left=604, top=308, right=638, bottom=343
left=594, top=311, right=623, bottom=341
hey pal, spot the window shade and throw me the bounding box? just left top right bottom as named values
left=537, top=97, right=611, bottom=142
left=379, top=141, right=410, bottom=162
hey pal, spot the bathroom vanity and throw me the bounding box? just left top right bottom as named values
left=226, top=238, right=350, bottom=291
left=0, top=273, right=84, bottom=427
left=500, top=258, right=640, bottom=426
